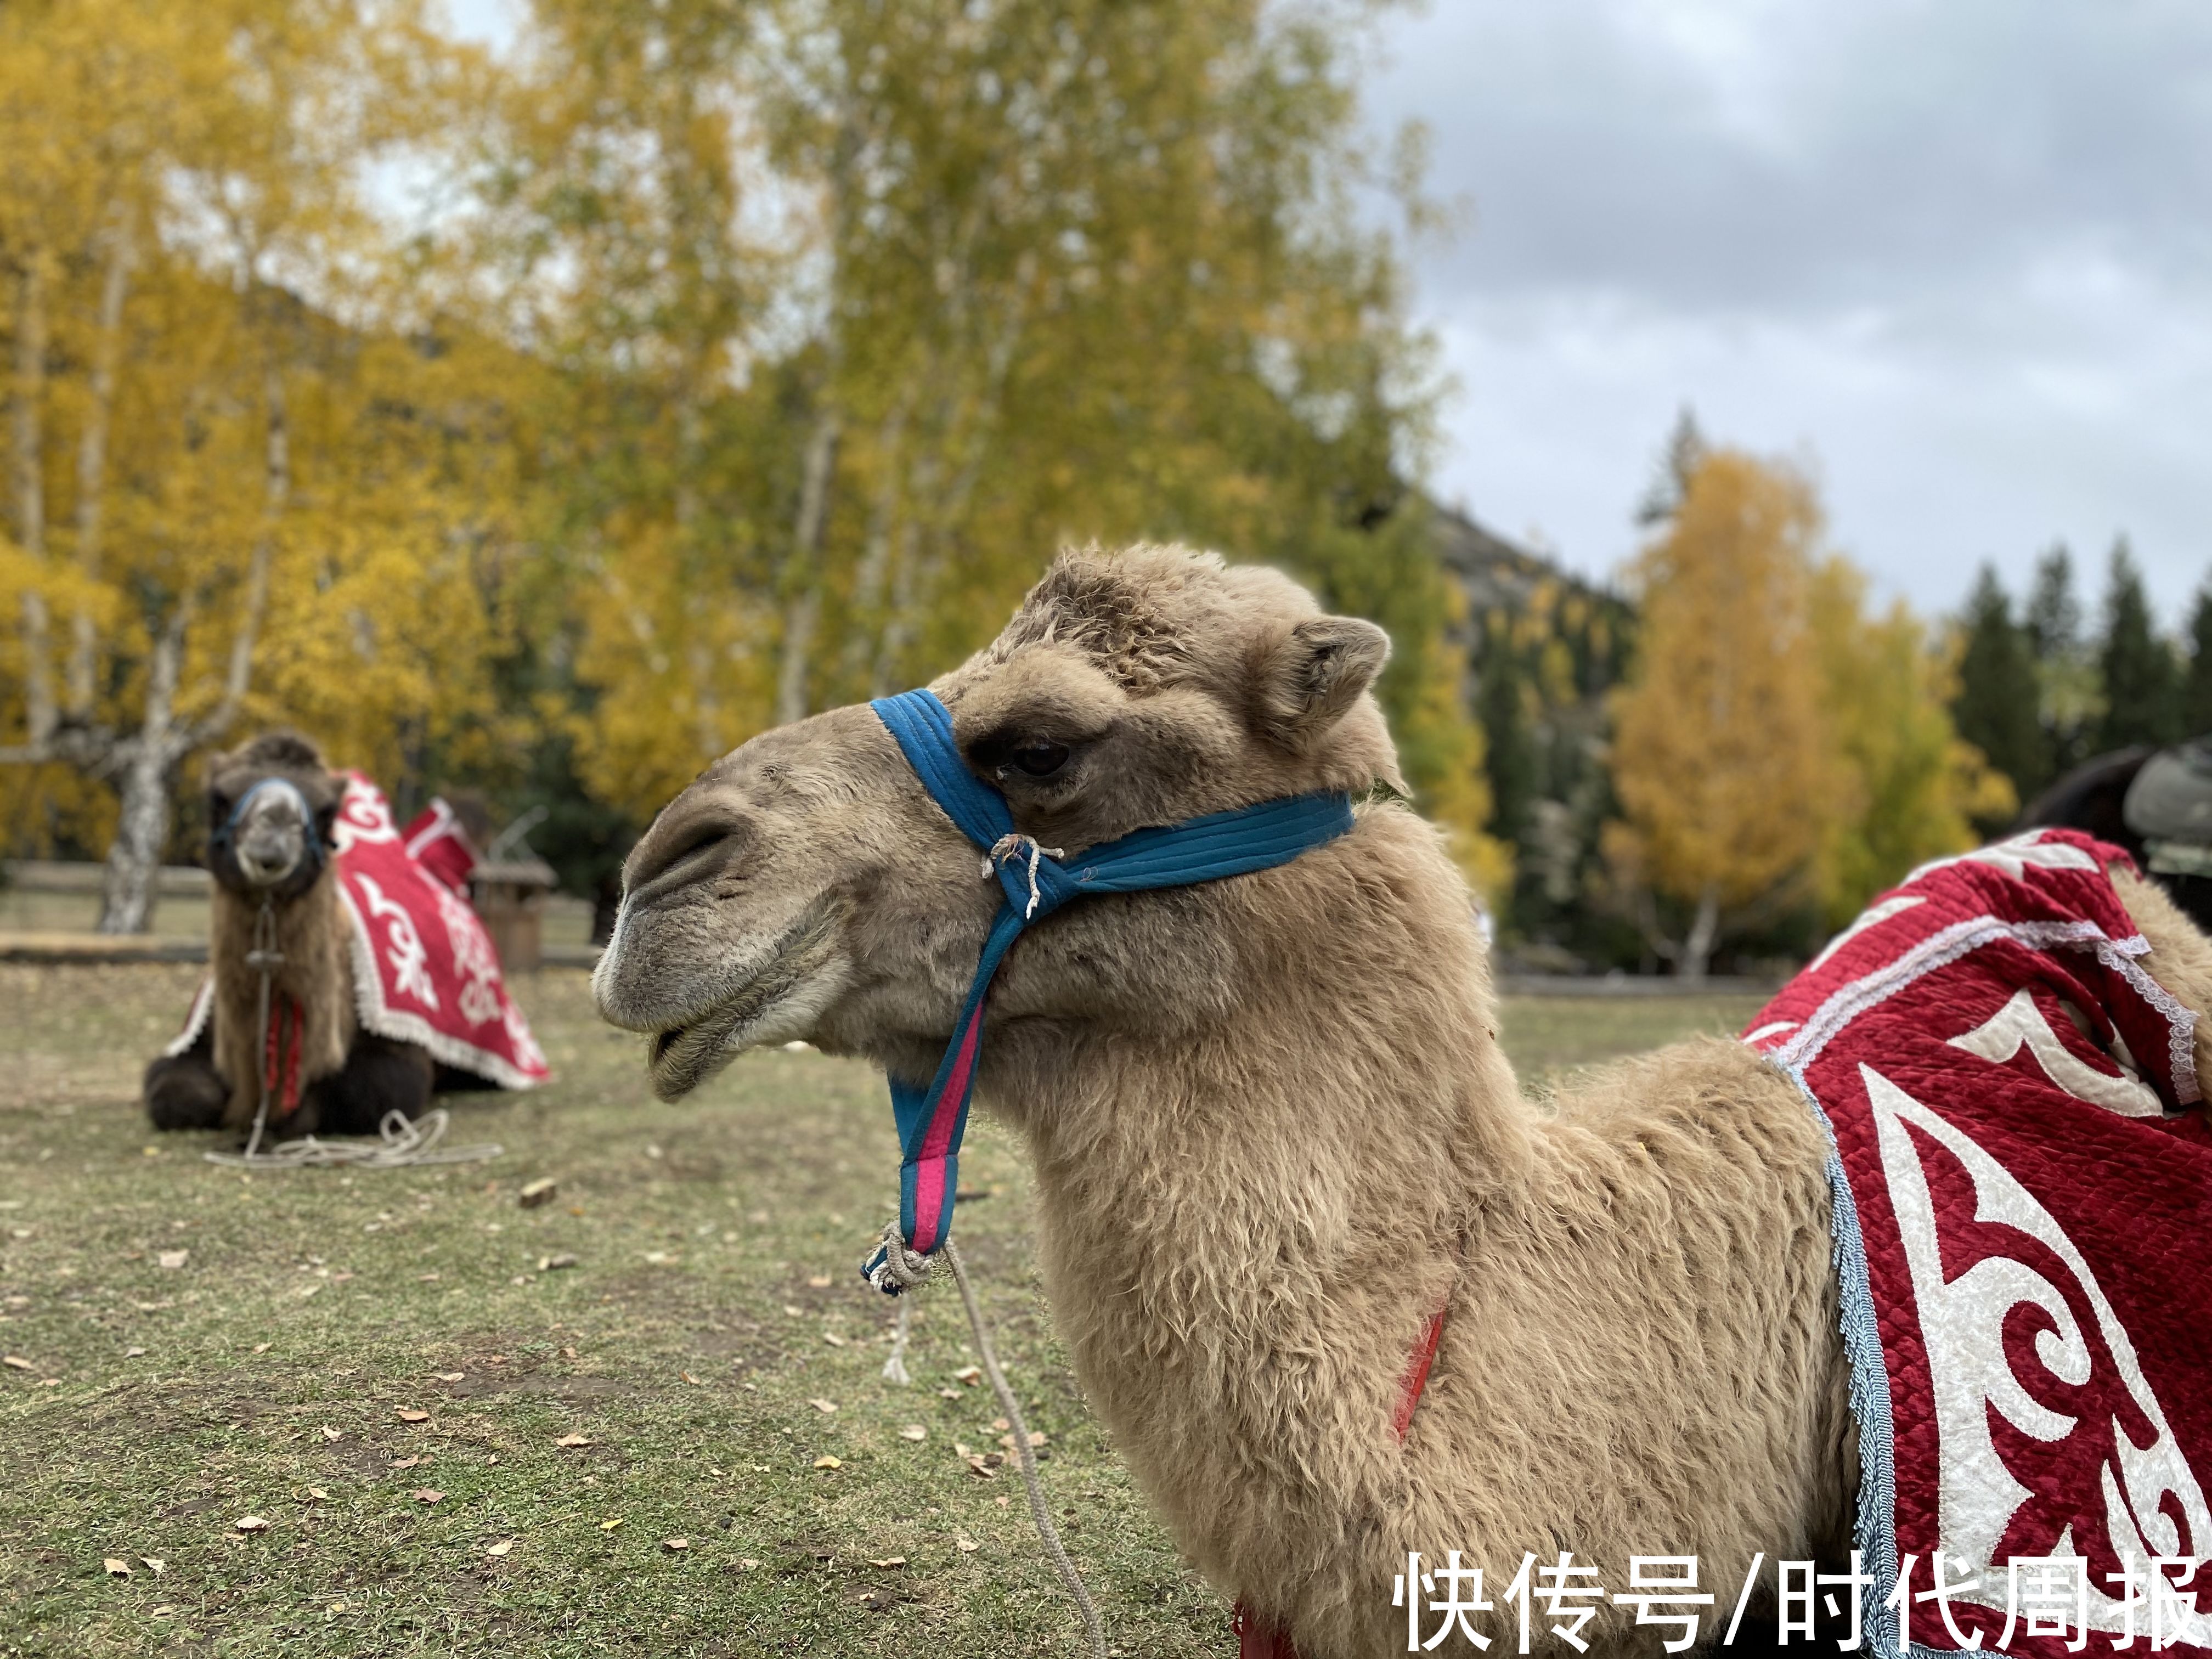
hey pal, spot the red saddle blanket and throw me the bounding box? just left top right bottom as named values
left=1746, top=829, right=2212, bottom=1658
left=171, top=774, right=550, bottom=1090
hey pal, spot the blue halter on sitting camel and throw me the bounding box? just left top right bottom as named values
left=860, top=687, right=1358, bottom=1294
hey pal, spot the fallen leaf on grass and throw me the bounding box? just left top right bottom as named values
left=868, top=1556, right=907, bottom=1568
left=235, top=1515, right=269, bottom=1532
left=104, top=1558, right=130, bottom=1577
left=738, top=1558, right=761, bottom=1570
left=390, top=1457, right=421, bottom=1470
left=485, top=1538, right=516, bottom=1558
left=321, top=1426, right=342, bottom=1441
left=661, top=1537, right=689, bottom=1553
left=539, top=1254, right=578, bottom=1272
left=808, top=1397, right=838, bottom=1414
left=253, top=1342, right=270, bottom=1354
left=553, top=1433, right=591, bottom=1448
left=307, top=1488, right=329, bottom=1501
left=140, top=1559, right=163, bottom=1575
left=123, top=1346, right=145, bottom=1358
left=641, top=1251, right=676, bottom=1266
left=680, top=1372, right=701, bottom=1386
left=396, top=1408, right=430, bottom=1423
left=936, top=1387, right=960, bottom=1401
left=781, top=1305, right=806, bottom=1318
left=821, top=1333, right=844, bottom=1347
left=954, top=1536, right=979, bottom=1553
left=805, top=1274, right=832, bottom=1289
left=951, top=1366, right=981, bottom=1386
left=1, top=1356, right=31, bottom=1370
left=156, top=1250, right=188, bottom=1270
left=432, top=1372, right=464, bottom=1383
left=600, top=1517, right=624, bottom=1531
left=898, top=1425, right=927, bottom=1441
left=150, top=1605, right=176, bottom=1617
left=411, top=1489, right=444, bottom=1505
left=518, top=1178, right=558, bottom=1209
left=812, top=1455, right=842, bottom=1470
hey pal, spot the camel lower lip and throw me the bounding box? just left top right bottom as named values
left=640, top=906, right=834, bottom=1101
left=648, top=1000, right=757, bottom=1100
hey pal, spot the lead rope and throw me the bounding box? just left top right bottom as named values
left=947, top=1239, right=1109, bottom=1659
left=867, top=1222, right=1107, bottom=1658
left=240, top=898, right=282, bottom=1162
left=204, top=895, right=500, bottom=1171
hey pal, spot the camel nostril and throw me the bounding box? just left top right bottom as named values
left=625, top=809, right=755, bottom=906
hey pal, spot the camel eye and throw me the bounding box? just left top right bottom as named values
left=1009, top=742, right=1071, bottom=779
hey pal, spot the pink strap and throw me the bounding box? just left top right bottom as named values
left=1231, top=1296, right=1451, bottom=1656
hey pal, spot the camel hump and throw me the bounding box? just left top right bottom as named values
left=228, top=729, right=329, bottom=774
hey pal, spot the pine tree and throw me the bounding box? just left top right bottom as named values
left=2095, top=539, right=2181, bottom=753
left=1951, top=564, right=2049, bottom=807
left=2024, top=544, right=2099, bottom=775
left=1476, top=621, right=1537, bottom=853
left=1634, top=407, right=1707, bottom=527
left=2181, top=583, right=2212, bottom=740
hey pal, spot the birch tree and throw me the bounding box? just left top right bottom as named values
left=0, top=0, right=503, bottom=928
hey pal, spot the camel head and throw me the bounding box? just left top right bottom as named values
left=594, top=544, right=1404, bottom=1102
left=204, top=730, right=341, bottom=900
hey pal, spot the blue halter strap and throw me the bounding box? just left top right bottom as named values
left=861, top=687, right=1357, bottom=1292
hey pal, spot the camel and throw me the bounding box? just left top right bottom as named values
left=144, top=731, right=438, bottom=1136
left=591, top=545, right=2212, bottom=1658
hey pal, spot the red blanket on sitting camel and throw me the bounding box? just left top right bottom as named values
left=1745, top=828, right=2212, bottom=1658
left=171, top=774, right=549, bottom=1090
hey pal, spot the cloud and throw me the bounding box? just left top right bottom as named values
left=1369, top=0, right=2212, bottom=619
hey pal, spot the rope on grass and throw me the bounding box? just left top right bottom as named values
left=944, top=1238, right=1108, bottom=1659
left=204, top=1107, right=502, bottom=1170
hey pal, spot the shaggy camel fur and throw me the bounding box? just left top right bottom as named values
left=593, top=546, right=2212, bottom=1658
left=143, top=731, right=436, bottom=1137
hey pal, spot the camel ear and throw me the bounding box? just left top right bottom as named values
left=1252, top=615, right=1391, bottom=743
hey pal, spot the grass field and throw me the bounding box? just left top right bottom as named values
left=0, top=964, right=1764, bottom=1658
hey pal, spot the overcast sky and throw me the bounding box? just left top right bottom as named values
left=1364, top=0, right=2212, bottom=622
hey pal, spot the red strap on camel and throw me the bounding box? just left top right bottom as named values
left=1233, top=1297, right=1451, bottom=1658
left=263, top=994, right=305, bottom=1119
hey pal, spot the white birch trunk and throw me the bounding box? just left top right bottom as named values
left=775, top=407, right=841, bottom=726
left=67, top=222, right=132, bottom=718
left=12, top=252, right=55, bottom=749
left=1679, top=883, right=1722, bottom=983
left=97, top=604, right=189, bottom=934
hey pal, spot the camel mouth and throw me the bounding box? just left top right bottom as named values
left=640, top=903, right=842, bottom=1102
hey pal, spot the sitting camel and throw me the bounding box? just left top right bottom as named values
left=146, top=727, right=562, bottom=1136
left=592, top=546, right=2212, bottom=1658
left=145, top=731, right=442, bottom=1136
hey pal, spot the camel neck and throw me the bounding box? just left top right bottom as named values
left=992, top=806, right=1530, bottom=1389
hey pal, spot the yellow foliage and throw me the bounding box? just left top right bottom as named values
left=1609, top=446, right=2019, bottom=960
left=1609, top=450, right=1841, bottom=916
left=1808, top=560, right=2016, bottom=927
